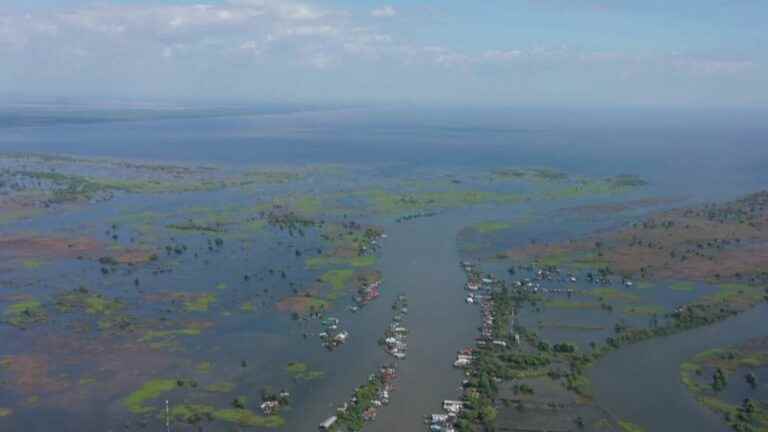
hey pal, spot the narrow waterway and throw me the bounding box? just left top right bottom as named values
left=590, top=303, right=768, bottom=432
left=293, top=212, right=479, bottom=431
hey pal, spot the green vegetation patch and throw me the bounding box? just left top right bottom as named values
left=212, top=409, right=285, bottom=428
left=585, top=287, right=640, bottom=302
left=285, top=362, right=325, bottom=381
left=306, top=255, right=376, bottom=269
left=22, top=259, right=43, bottom=269
left=122, top=379, right=179, bottom=413
left=472, top=221, right=513, bottom=233
left=140, top=328, right=201, bottom=342
left=205, top=382, right=235, bottom=393
left=195, top=361, right=213, bottom=373
left=670, top=281, right=696, bottom=292
left=3, top=300, right=47, bottom=327
left=680, top=340, right=768, bottom=431
left=0, top=408, right=12, bottom=417
left=170, top=404, right=215, bottom=424
left=544, top=299, right=603, bottom=310
left=184, top=293, right=217, bottom=312
left=624, top=305, right=665, bottom=316
left=320, top=269, right=355, bottom=301
left=618, top=420, right=646, bottom=432
left=56, top=289, right=122, bottom=315
left=492, top=167, right=568, bottom=182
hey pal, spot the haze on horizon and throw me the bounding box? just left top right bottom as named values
left=1, top=0, right=766, bottom=108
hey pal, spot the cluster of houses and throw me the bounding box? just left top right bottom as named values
left=319, top=296, right=408, bottom=430
left=259, top=390, right=290, bottom=416
left=355, top=279, right=381, bottom=306
left=384, top=294, right=409, bottom=359
left=319, top=365, right=398, bottom=431
left=426, top=400, right=464, bottom=431
left=319, top=317, right=350, bottom=351
left=453, top=348, right=473, bottom=369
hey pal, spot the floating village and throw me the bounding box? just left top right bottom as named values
left=425, top=260, right=637, bottom=432
left=319, top=294, right=409, bottom=431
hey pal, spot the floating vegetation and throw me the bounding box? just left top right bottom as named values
left=0, top=408, right=12, bottom=417
left=584, top=287, right=640, bottom=303
left=624, top=305, right=665, bottom=316
left=3, top=300, right=47, bottom=327
left=492, top=167, right=569, bottom=181
left=680, top=338, right=768, bottom=432
left=320, top=269, right=355, bottom=301
left=277, top=296, right=330, bottom=315
left=122, top=379, right=179, bottom=414
left=670, top=281, right=696, bottom=292
left=471, top=221, right=513, bottom=233
left=618, top=420, right=647, bottom=432
left=205, top=382, right=235, bottom=393
left=285, top=362, right=325, bottom=381
left=170, top=404, right=215, bottom=424
left=22, top=259, right=42, bottom=269
left=55, top=288, right=122, bottom=315
left=183, top=293, right=217, bottom=312
left=544, top=299, right=602, bottom=310
left=195, top=361, right=213, bottom=373
left=306, top=255, right=377, bottom=269
left=212, top=408, right=285, bottom=428
left=140, top=328, right=202, bottom=343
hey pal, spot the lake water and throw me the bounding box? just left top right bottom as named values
left=0, top=106, right=767, bottom=431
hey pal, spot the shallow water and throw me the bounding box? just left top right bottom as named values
left=0, top=107, right=767, bottom=431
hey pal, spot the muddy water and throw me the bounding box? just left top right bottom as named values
left=590, top=303, right=768, bottom=432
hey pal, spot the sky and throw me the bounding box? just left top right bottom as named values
left=1, top=0, right=766, bottom=107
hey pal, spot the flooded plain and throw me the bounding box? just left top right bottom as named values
left=0, top=107, right=767, bottom=431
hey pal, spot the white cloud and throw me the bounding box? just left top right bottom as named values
left=371, top=6, right=397, bottom=18
left=0, top=0, right=761, bottom=104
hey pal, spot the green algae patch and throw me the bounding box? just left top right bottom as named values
left=184, top=293, right=216, bottom=312
left=285, top=362, right=325, bottom=381
left=215, top=282, right=228, bottom=291
left=205, top=382, right=235, bottom=393
left=0, top=408, right=12, bottom=417
left=122, top=379, right=178, bottom=413
left=240, top=302, right=254, bottom=312
left=3, top=300, right=47, bottom=327
left=170, top=404, right=215, bottom=423
left=213, top=409, right=285, bottom=428
left=618, top=420, right=646, bottom=432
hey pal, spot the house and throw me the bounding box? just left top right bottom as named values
left=442, top=400, right=463, bottom=414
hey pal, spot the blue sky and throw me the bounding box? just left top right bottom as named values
left=2, top=0, right=766, bottom=106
